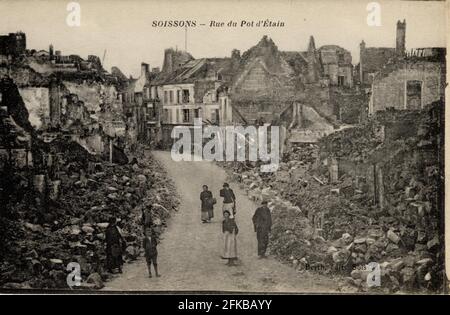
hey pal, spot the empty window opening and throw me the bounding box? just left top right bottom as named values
left=183, top=109, right=190, bottom=123
left=406, top=80, right=422, bottom=110
left=182, top=90, right=190, bottom=103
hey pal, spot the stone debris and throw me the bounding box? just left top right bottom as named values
left=0, top=151, right=179, bottom=290
left=218, top=104, right=443, bottom=293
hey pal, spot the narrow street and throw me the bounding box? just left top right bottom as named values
left=104, top=151, right=339, bottom=292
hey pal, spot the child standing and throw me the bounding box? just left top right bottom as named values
left=143, top=228, right=161, bottom=278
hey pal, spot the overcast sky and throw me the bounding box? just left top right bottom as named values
left=0, top=0, right=447, bottom=77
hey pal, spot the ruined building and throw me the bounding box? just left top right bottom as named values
left=122, top=63, right=160, bottom=144
left=150, top=35, right=357, bottom=146
left=1, top=31, right=133, bottom=158
left=318, top=45, right=353, bottom=88
left=0, top=32, right=26, bottom=57
left=358, top=20, right=406, bottom=87
left=161, top=48, right=194, bottom=74
left=369, top=50, right=446, bottom=115
left=361, top=20, right=446, bottom=115
left=230, top=35, right=353, bottom=131
left=150, top=48, right=239, bottom=139
left=142, top=47, right=245, bottom=147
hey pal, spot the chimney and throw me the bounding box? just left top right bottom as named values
left=231, top=49, right=240, bottom=60
left=231, top=49, right=240, bottom=69
left=396, top=19, right=406, bottom=56
left=162, top=48, right=174, bottom=73
left=360, top=40, right=366, bottom=52
left=359, top=40, right=366, bottom=84
left=141, top=62, right=149, bottom=77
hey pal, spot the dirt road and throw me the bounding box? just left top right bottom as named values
left=104, top=151, right=339, bottom=292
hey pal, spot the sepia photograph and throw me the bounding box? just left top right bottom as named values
left=0, top=0, right=448, bottom=299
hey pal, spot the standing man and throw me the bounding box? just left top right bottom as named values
left=252, top=200, right=272, bottom=259
left=220, top=183, right=236, bottom=218
left=105, top=217, right=125, bottom=273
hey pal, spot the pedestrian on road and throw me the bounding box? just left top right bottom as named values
left=220, top=183, right=236, bottom=218
left=200, top=185, right=216, bottom=223
left=105, top=217, right=125, bottom=273
left=222, top=210, right=239, bottom=266
left=252, top=200, right=272, bottom=259
left=143, top=227, right=161, bottom=278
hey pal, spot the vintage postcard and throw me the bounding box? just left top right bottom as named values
left=0, top=0, right=447, bottom=297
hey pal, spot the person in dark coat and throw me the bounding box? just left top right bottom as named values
left=105, top=217, right=125, bottom=273
left=220, top=183, right=236, bottom=218
left=143, top=227, right=160, bottom=278
left=200, top=185, right=215, bottom=223
left=252, top=200, right=272, bottom=258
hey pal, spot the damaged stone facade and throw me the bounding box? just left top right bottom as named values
left=214, top=18, right=445, bottom=293
left=153, top=50, right=237, bottom=125
left=122, top=62, right=161, bottom=145
left=369, top=57, right=445, bottom=115
left=0, top=32, right=138, bottom=169
left=228, top=35, right=353, bottom=139
left=358, top=20, right=406, bottom=87
left=220, top=100, right=444, bottom=293
left=149, top=49, right=239, bottom=147
left=0, top=32, right=182, bottom=289
left=150, top=34, right=359, bottom=147
left=318, top=45, right=353, bottom=88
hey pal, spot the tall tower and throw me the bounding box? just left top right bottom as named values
left=396, top=19, right=406, bottom=56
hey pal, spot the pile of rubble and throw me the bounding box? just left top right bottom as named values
left=219, top=104, right=443, bottom=293
left=0, top=153, right=179, bottom=290
left=319, top=121, right=384, bottom=163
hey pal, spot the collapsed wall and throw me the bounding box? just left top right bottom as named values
left=1, top=78, right=180, bottom=290
left=221, top=101, right=444, bottom=293
left=0, top=77, right=35, bottom=134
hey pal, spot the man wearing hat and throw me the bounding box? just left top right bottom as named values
left=219, top=183, right=236, bottom=218
left=252, top=200, right=272, bottom=258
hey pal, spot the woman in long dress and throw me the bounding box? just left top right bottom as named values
left=200, top=185, right=215, bottom=223
left=222, top=210, right=239, bottom=266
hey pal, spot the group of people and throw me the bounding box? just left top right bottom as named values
left=104, top=182, right=272, bottom=276
left=200, top=183, right=273, bottom=266
left=105, top=208, right=161, bottom=278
